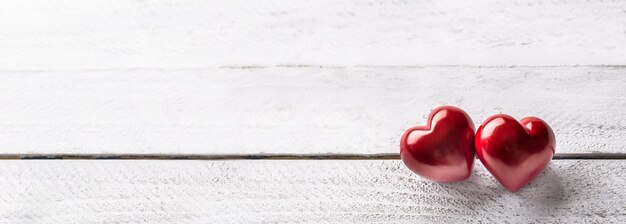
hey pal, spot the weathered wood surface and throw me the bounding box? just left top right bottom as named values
left=1, top=67, right=624, bottom=155
left=1, top=0, right=625, bottom=155
left=0, top=160, right=623, bottom=223
left=1, top=0, right=626, bottom=70
left=1, top=0, right=625, bottom=223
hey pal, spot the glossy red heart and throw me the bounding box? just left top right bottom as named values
left=400, top=106, right=476, bottom=182
left=475, top=115, right=556, bottom=192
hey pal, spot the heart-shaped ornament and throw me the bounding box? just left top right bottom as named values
left=475, top=115, right=556, bottom=192
left=400, top=106, right=476, bottom=182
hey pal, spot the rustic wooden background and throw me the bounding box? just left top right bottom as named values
left=0, top=0, right=625, bottom=223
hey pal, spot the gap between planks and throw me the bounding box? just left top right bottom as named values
left=0, top=153, right=625, bottom=160
left=3, top=64, right=626, bottom=73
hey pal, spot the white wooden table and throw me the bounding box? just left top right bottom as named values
left=1, top=0, right=625, bottom=223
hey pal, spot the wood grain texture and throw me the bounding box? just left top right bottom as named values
left=1, top=0, right=626, bottom=70
left=1, top=66, right=624, bottom=154
left=0, top=160, right=623, bottom=223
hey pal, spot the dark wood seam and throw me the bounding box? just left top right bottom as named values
left=0, top=153, right=624, bottom=160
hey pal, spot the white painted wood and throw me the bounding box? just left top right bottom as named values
left=1, top=67, right=624, bottom=154
left=0, top=160, right=623, bottom=223
left=1, top=0, right=626, bottom=70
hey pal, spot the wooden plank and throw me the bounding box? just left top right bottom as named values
left=0, top=66, right=624, bottom=155
left=0, top=160, right=623, bottom=223
left=1, top=0, right=626, bottom=70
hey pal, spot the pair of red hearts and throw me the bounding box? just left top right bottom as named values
left=400, top=106, right=555, bottom=192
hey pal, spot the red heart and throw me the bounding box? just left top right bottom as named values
left=475, top=115, right=556, bottom=192
left=400, top=106, right=476, bottom=182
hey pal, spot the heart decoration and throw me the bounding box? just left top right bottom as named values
left=400, top=106, right=476, bottom=182
left=475, top=115, right=556, bottom=192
